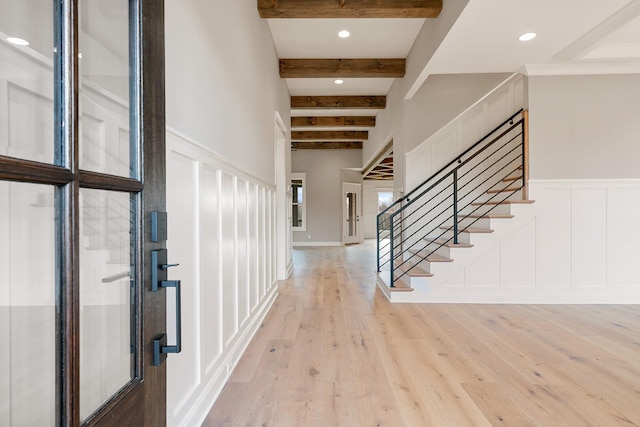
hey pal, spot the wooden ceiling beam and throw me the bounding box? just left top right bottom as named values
left=291, top=116, right=376, bottom=127
left=292, top=130, right=368, bottom=141
left=291, top=96, right=386, bottom=109
left=280, top=58, right=405, bottom=78
left=292, top=141, right=363, bottom=150
left=258, top=0, right=443, bottom=19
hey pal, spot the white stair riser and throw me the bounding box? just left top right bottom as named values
left=438, top=229, right=473, bottom=244
left=456, top=217, right=491, bottom=229
left=465, top=203, right=513, bottom=216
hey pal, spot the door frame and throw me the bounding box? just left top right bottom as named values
left=342, top=182, right=363, bottom=245
left=274, top=112, right=292, bottom=280
left=0, top=1, right=167, bottom=425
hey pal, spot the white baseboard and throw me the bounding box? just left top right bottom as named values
left=285, top=260, right=294, bottom=278
left=293, top=241, right=343, bottom=247
left=389, top=288, right=640, bottom=304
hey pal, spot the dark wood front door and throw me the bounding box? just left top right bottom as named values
left=0, top=1, right=167, bottom=426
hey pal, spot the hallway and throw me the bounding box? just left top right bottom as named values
left=203, top=242, right=640, bottom=426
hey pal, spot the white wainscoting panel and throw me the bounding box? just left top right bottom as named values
left=166, top=129, right=278, bottom=427
left=166, top=150, right=201, bottom=417
left=535, top=188, right=572, bottom=288
left=501, top=218, right=536, bottom=289
left=392, top=179, right=640, bottom=303
left=572, top=188, right=607, bottom=288
left=607, top=187, right=640, bottom=287
left=406, top=73, right=525, bottom=191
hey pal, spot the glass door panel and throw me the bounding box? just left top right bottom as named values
left=0, top=1, right=55, bottom=163
left=346, top=192, right=357, bottom=237
left=0, top=181, right=56, bottom=426
left=79, top=188, right=135, bottom=421
left=79, top=0, right=133, bottom=178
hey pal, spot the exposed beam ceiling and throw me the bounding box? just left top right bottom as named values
left=291, top=116, right=376, bottom=127
left=292, top=141, right=363, bottom=150
left=258, top=0, right=442, bottom=19
left=280, top=58, right=405, bottom=78
left=292, top=130, right=368, bottom=141
left=364, top=153, right=394, bottom=180
left=291, top=96, right=386, bottom=109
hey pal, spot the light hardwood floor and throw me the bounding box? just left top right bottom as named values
left=203, top=242, right=640, bottom=426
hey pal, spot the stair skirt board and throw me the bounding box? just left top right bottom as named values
left=378, top=202, right=538, bottom=302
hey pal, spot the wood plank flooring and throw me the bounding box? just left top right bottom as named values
left=203, top=242, right=640, bottom=427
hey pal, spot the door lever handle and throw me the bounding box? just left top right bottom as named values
left=153, top=279, right=182, bottom=366
left=151, top=249, right=183, bottom=366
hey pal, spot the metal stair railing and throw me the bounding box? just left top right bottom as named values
left=376, top=109, right=527, bottom=287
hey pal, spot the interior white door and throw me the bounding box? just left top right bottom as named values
left=343, top=183, right=362, bottom=245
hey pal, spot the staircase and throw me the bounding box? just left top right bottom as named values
left=376, top=109, right=534, bottom=301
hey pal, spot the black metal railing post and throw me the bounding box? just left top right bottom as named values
left=453, top=170, right=459, bottom=244
left=376, top=216, right=381, bottom=272
left=389, top=213, right=395, bottom=287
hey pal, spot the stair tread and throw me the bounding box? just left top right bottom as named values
left=407, top=250, right=453, bottom=263
left=377, top=271, right=414, bottom=292
left=423, top=237, right=474, bottom=248
left=394, top=262, right=434, bottom=277
left=471, top=200, right=534, bottom=206
left=438, top=226, right=494, bottom=234
left=464, top=214, right=515, bottom=219
left=502, top=175, right=523, bottom=182
left=486, top=186, right=522, bottom=194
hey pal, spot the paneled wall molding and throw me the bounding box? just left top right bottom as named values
left=166, top=127, right=277, bottom=190
left=165, top=130, right=278, bottom=427
left=405, top=73, right=525, bottom=192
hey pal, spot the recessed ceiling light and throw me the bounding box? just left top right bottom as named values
left=338, top=30, right=350, bottom=38
left=334, top=79, right=344, bottom=85
left=7, top=37, right=29, bottom=46
left=518, top=32, right=537, bottom=42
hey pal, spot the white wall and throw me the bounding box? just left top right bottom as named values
left=292, top=149, right=362, bottom=245
left=164, top=1, right=290, bottom=426
left=529, top=74, right=640, bottom=180
left=165, top=0, right=290, bottom=184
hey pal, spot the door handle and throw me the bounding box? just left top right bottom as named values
left=151, top=249, right=182, bottom=366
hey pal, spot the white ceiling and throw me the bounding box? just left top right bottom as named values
left=268, top=0, right=640, bottom=102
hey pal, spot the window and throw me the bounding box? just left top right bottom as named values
left=291, top=173, right=306, bottom=231
left=377, top=190, right=393, bottom=230
left=378, top=191, right=393, bottom=213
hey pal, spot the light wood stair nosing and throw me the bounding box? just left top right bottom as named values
left=502, top=175, right=523, bottom=182
left=463, top=213, right=515, bottom=219
left=423, top=237, right=474, bottom=249
left=393, top=260, right=433, bottom=277
left=486, top=186, right=523, bottom=194
left=406, top=249, right=453, bottom=263
left=377, top=271, right=414, bottom=292
left=471, top=200, right=534, bottom=206
left=438, top=226, right=494, bottom=234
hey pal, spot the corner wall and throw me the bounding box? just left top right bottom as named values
left=292, top=149, right=362, bottom=245
left=366, top=73, right=513, bottom=194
